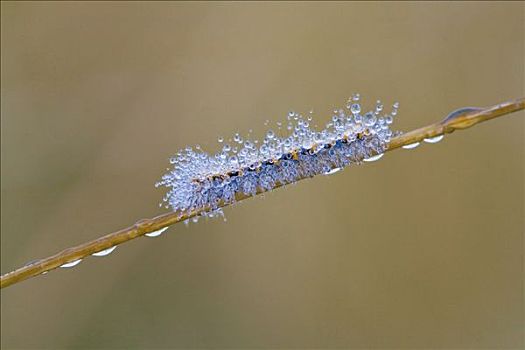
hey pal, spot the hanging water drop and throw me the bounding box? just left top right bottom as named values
left=363, top=153, right=384, bottom=162
left=145, top=227, right=169, bottom=238
left=323, top=167, right=342, bottom=175
left=402, top=142, right=420, bottom=149
left=60, top=259, right=82, bottom=268
left=424, top=135, right=444, bottom=143
left=92, top=246, right=117, bottom=257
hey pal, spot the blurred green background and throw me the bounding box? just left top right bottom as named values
left=1, top=2, right=523, bottom=349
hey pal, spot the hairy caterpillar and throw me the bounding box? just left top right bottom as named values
left=156, top=94, right=400, bottom=222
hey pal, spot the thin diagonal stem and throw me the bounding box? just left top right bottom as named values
left=1, top=97, right=524, bottom=289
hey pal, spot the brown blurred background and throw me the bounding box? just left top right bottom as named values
left=1, top=2, right=523, bottom=349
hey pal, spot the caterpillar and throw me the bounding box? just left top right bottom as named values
left=156, top=94, right=400, bottom=222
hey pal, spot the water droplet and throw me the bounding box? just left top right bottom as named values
left=375, top=101, right=384, bottom=115
left=60, top=259, right=82, bottom=268
left=145, top=227, right=169, bottom=238
left=323, top=167, right=341, bottom=175
left=424, top=135, right=444, bottom=143
left=92, top=246, right=117, bottom=257
left=363, top=112, right=377, bottom=127
left=363, top=153, right=384, bottom=162
left=402, top=142, right=420, bottom=150
left=233, top=133, right=243, bottom=144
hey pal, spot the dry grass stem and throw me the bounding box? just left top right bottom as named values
left=1, top=97, right=523, bottom=289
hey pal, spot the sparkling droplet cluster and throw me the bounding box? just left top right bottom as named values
left=156, top=95, right=400, bottom=222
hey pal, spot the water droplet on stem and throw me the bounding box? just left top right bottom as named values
left=92, top=246, right=117, bottom=257
left=60, top=259, right=82, bottom=268
left=402, top=142, right=420, bottom=149
left=424, top=135, right=444, bottom=143
left=145, top=227, right=169, bottom=238
left=323, top=167, right=342, bottom=175
left=363, top=153, right=384, bottom=162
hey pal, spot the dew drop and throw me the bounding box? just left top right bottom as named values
left=350, top=103, right=361, bottom=115
left=233, top=133, right=243, bottom=144
left=375, top=100, right=384, bottom=114
left=92, top=246, right=117, bottom=257
left=402, top=142, right=420, bottom=149
left=424, top=135, right=444, bottom=143
left=60, top=259, right=82, bottom=268
left=145, top=227, right=169, bottom=238
left=363, top=112, right=377, bottom=127
left=363, top=153, right=384, bottom=162
left=323, top=167, right=342, bottom=175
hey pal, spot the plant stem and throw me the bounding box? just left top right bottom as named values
left=1, top=97, right=523, bottom=289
